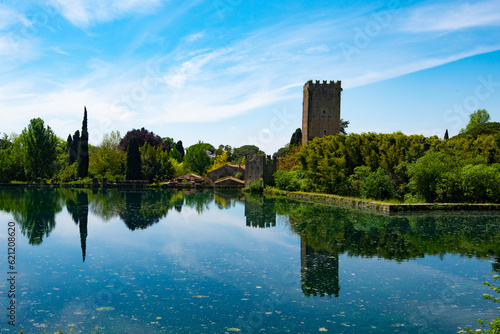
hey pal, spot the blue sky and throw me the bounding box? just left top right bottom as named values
left=1, top=0, right=499, bottom=154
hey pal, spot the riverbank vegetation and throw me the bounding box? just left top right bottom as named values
left=1, top=109, right=499, bottom=204
left=273, top=110, right=500, bottom=203
left=0, top=108, right=262, bottom=185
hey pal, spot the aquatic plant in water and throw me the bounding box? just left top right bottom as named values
left=460, top=275, right=500, bottom=333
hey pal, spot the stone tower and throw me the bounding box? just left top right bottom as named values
left=302, top=80, right=342, bottom=144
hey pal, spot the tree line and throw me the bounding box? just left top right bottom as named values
left=0, top=107, right=266, bottom=184
left=273, top=109, right=500, bottom=203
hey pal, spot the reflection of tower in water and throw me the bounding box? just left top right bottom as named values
left=493, top=255, right=500, bottom=273
left=300, top=239, right=340, bottom=297
left=244, top=197, right=276, bottom=228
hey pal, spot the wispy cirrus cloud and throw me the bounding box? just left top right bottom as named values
left=2, top=0, right=500, bottom=152
left=401, top=0, right=500, bottom=32
left=185, top=32, right=206, bottom=42
left=0, top=3, right=29, bottom=30
left=0, top=3, right=36, bottom=59
left=47, top=0, right=166, bottom=29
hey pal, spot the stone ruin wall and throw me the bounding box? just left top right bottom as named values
left=245, top=154, right=276, bottom=186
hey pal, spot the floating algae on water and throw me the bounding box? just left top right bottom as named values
left=96, top=306, right=115, bottom=311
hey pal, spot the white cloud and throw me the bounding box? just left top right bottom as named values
left=163, top=48, right=232, bottom=88
left=0, top=34, right=38, bottom=59
left=2, top=1, right=500, bottom=148
left=51, top=46, right=69, bottom=55
left=401, top=0, right=500, bottom=33
left=0, top=4, right=28, bottom=31
left=185, top=32, right=205, bottom=42
left=48, top=0, right=165, bottom=28
left=304, top=44, right=330, bottom=54
left=157, top=84, right=295, bottom=124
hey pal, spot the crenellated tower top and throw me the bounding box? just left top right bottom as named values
left=304, top=80, right=342, bottom=90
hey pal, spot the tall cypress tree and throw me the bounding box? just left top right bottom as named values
left=290, top=128, right=302, bottom=146
left=77, top=107, right=89, bottom=178
left=68, top=130, right=80, bottom=165
left=444, top=129, right=449, bottom=140
left=176, top=140, right=185, bottom=158
left=66, top=134, right=73, bottom=160
left=126, top=136, right=142, bottom=180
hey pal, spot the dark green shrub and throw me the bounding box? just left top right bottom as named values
left=408, top=151, right=457, bottom=202
left=273, top=170, right=312, bottom=192
left=247, top=179, right=263, bottom=194
left=460, top=164, right=500, bottom=203
left=126, top=136, right=141, bottom=180
left=360, top=167, right=393, bottom=200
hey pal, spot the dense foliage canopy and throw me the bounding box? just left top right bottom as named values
left=274, top=115, right=500, bottom=203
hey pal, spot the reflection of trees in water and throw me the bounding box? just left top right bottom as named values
left=66, top=191, right=88, bottom=262
left=0, top=188, right=233, bottom=245
left=183, top=190, right=213, bottom=214
left=214, top=189, right=244, bottom=210
left=276, top=199, right=500, bottom=262
left=73, top=189, right=216, bottom=231
left=0, top=188, right=62, bottom=245
left=244, top=196, right=276, bottom=228
left=301, top=240, right=339, bottom=298
left=88, top=189, right=125, bottom=220
left=172, top=191, right=184, bottom=212
left=118, top=191, right=171, bottom=231
left=274, top=198, right=500, bottom=297
left=116, top=190, right=214, bottom=230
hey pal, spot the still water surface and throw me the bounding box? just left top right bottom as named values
left=0, top=187, right=499, bottom=333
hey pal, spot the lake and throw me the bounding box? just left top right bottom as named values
left=0, top=187, right=499, bottom=333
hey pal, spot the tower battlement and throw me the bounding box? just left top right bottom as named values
left=302, top=80, right=342, bottom=144
left=304, top=80, right=342, bottom=90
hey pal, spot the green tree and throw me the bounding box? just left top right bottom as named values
left=89, top=131, right=126, bottom=182
left=184, top=141, right=211, bottom=175
left=170, top=158, right=189, bottom=178
left=101, top=130, right=121, bottom=150
left=208, top=150, right=229, bottom=172
left=340, top=118, right=349, bottom=135
left=126, top=136, right=142, bottom=180
left=0, top=134, right=25, bottom=182
left=162, top=137, right=175, bottom=153
left=290, top=128, right=302, bottom=146
left=444, top=129, right=449, bottom=140
left=66, top=134, right=73, bottom=158
left=176, top=140, right=185, bottom=158
left=140, top=143, right=171, bottom=183
left=360, top=167, right=393, bottom=200
left=408, top=151, right=458, bottom=202
left=20, top=118, right=58, bottom=180
left=0, top=133, right=12, bottom=149
left=460, top=164, right=500, bottom=203
left=77, top=107, right=89, bottom=178
left=461, top=109, right=491, bottom=134
left=233, top=145, right=264, bottom=163
left=68, top=130, right=80, bottom=165
left=169, top=147, right=182, bottom=162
